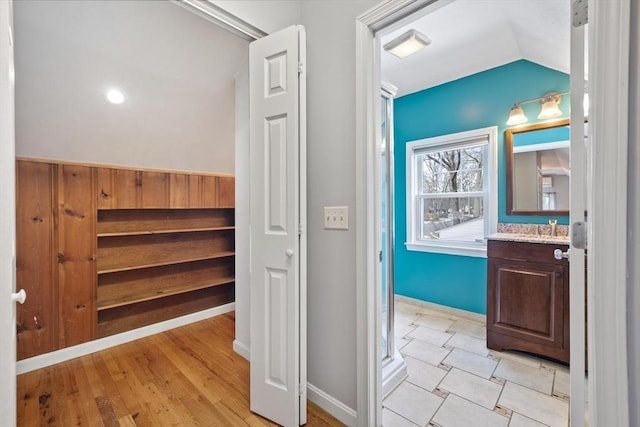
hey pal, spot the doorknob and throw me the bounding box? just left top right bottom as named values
left=554, top=249, right=570, bottom=260
left=11, top=289, right=26, bottom=304
left=286, top=249, right=294, bottom=257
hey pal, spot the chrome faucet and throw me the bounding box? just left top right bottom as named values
left=549, top=219, right=557, bottom=237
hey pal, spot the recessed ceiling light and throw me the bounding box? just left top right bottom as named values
left=106, top=89, right=125, bottom=104
left=383, top=29, right=431, bottom=59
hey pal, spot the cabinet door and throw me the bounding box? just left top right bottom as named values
left=15, top=160, right=57, bottom=359
left=487, top=258, right=568, bottom=358
left=57, top=164, right=97, bottom=346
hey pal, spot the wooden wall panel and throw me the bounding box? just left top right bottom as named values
left=140, top=171, right=169, bottom=208
left=201, top=176, right=218, bottom=208
left=15, top=160, right=58, bottom=359
left=96, top=167, right=115, bottom=209
left=188, top=175, right=202, bottom=208
left=57, top=165, right=97, bottom=347
left=169, top=173, right=189, bottom=208
left=218, top=176, right=235, bottom=208
left=114, top=169, right=140, bottom=208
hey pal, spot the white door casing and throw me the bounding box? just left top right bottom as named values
left=0, top=0, right=17, bottom=424
left=249, top=25, right=306, bottom=427
left=569, top=9, right=587, bottom=426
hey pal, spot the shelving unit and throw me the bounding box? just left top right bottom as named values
left=96, top=208, right=235, bottom=337
left=16, top=158, right=236, bottom=357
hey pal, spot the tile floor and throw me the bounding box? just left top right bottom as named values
left=383, top=300, right=573, bottom=427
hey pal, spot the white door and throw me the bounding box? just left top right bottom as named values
left=249, top=25, right=307, bottom=427
left=568, top=4, right=588, bottom=426
left=0, top=0, right=17, bottom=424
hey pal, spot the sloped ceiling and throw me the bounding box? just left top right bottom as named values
left=381, top=0, right=570, bottom=96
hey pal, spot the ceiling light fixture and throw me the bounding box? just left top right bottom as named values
left=506, top=91, right=568, bottom=126
left=383, top=29, right=431, bottom=59
left=106, top=88, right=125, bottom=104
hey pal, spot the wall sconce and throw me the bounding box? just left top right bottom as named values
left=506, top=91, right=568, bottom=125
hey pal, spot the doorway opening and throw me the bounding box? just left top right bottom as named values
left=367, top=0, right=589, bottom=425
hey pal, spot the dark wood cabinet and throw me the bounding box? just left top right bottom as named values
left=487, top=239, right=570, bottom=363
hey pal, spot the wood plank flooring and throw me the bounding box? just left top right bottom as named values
left=17, top=312, right=345, bottom=426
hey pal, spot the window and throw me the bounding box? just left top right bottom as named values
left=406, top=126, right=497, bottom=257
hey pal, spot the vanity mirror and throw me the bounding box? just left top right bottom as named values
left=506, top=119, right=570, bottom=215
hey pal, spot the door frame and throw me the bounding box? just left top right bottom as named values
left=355, top=0, right=631, bottom=426
left=0, top=0, right=16, bottom=424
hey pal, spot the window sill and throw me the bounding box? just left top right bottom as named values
left=405, top=242, right=487, bottom=258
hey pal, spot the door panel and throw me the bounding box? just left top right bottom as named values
left=250, top=25, right=306, bottom=427
left=0, top=0, right=17, bottom=423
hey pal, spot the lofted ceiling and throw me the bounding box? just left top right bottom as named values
left=381, top=0, right=570, bottom=97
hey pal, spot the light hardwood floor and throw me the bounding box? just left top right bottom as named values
left=17, top=312, right=344, bottom=426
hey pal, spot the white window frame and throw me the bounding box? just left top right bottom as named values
left=405, top=126, right=498, bottom=258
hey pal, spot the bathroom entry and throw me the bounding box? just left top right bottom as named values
left=373, top=0, right=588, bottom=425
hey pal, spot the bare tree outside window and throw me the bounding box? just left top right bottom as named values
left=417, top=144, right=485, bottom=241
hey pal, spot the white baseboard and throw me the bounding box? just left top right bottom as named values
left=233, top=339, right=250, bottom=361
left=395, top=294, right=486, bottom=323
left=307, top=383, right=357, bottom=427
left=17, top=303, right=235, bottom=375
left=382, top=350, right=408, bottom=398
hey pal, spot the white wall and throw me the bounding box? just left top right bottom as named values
left=300, top=0, right=378, bottom=411
left=14, top=0, right=248, bottom=174
left=627, top=0, right=640, bottom=424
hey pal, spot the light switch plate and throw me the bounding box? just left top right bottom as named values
left=324, top=206, right=348, bottom=230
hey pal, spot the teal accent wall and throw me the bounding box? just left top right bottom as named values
left=393, top=60, right=570, bottom=314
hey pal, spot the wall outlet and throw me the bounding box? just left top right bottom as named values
left=324, top=206, right=348, bottom=230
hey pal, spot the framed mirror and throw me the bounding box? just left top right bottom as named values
left=506, top=119, right=570, bottom=215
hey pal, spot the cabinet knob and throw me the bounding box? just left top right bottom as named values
left=555, top=272, right=563, bottom=279
left=34, top=315, right=43, bottom=330
left=554, top=249, right=570, bottom=260
left=286, top=249, right=294, bottom=258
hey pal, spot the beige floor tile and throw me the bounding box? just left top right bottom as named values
left=414, top=314, right=456, bottom=332
left=498, top=381, right=568, bottom=426
left=396, top=311, right=422, bottom=326
left=407, top=325, right=453, bottom=347
left=494, top=359, right=554, bottom=394
left=432, top=394, right=509, bottom=427
left=401, top=338, right=451, bottom=366
left=395, top=322, right=417, bottom=339
left=383, top=382, right=443, bottom=427
left=382, top=408, right=419, bottom=427
left=404, top=356, right=448, bottom=392
left=438, top=368, right=503, bottom=409
left=446, top=333, right=490, bottom=356
left=443, top=348, right=497, bottom=379
left=395, top=337, right=412, bottom=351
left=489, top=350, right=542, bottom=369
left=509, top=413, right=550, bottom=427
left=395, top=301, right=424, bottom=315
left=447, top=318, right=486, bottom=339
left=553, top=367, right=570, bottom=398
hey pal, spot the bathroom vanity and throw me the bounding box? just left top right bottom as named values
left=486, top=234, right=570, bottom=363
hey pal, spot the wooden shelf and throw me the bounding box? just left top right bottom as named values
left=97, top=225, right=235, bottom=237
left=98, top=276, right=235, bottom=311
left=97, top=284, right=235, bottom=338
left=97, top=251, right=234, bottom=275
left=97, top=208, right=234, bottom=234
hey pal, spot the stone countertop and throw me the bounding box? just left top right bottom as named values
left=487, top=232, right=570, bottom=245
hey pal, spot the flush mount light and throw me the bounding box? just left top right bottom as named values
left=106, top=88, right=125, bottom=104
left=506, top=91, right=568, bottom=125
left=383, top=29, right=431, bottom=59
